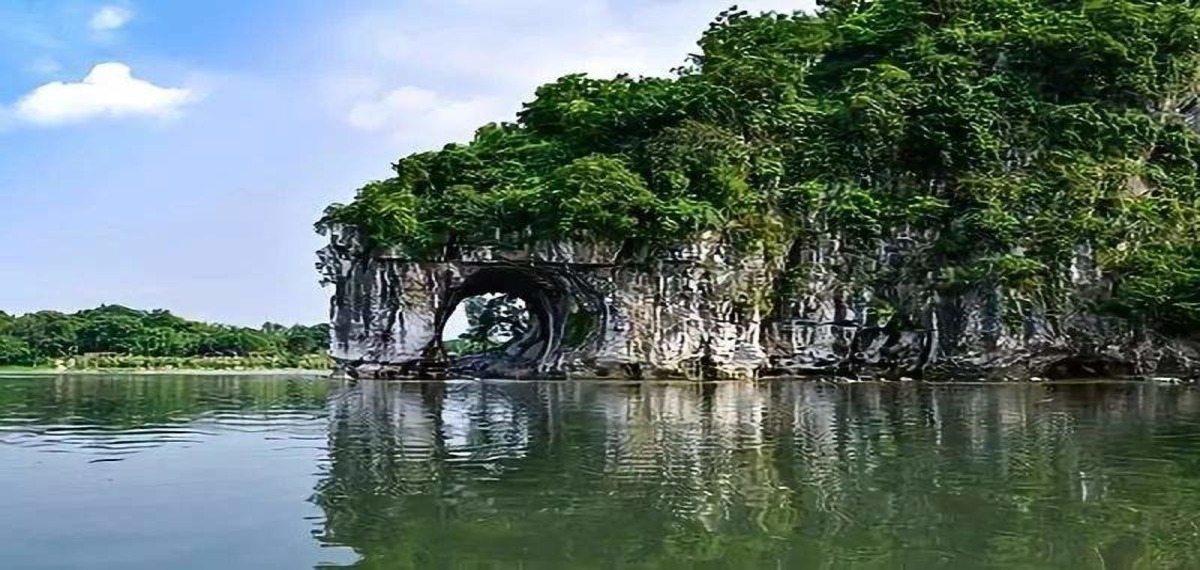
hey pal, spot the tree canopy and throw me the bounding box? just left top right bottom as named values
left=322, top=0, right=1200, bottom=332
left=0, top=304, right=328, bottom=366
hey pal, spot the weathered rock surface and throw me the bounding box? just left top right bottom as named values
left=317, top=225, right=1200, bottom=380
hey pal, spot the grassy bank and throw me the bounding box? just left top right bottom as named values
left=0, top=353, right=332, bottom=373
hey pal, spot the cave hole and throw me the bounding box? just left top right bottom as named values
left=442, top=293, right=531, bottom=357
left=435, top=267, right=563, bottom=377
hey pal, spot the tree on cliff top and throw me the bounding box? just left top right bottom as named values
left=321, top=0, right=1200, bottom=332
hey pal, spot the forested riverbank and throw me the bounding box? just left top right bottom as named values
left=0, top=304, right=329, bottom=370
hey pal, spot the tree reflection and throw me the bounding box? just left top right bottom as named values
left=311, top=381, right=1200, bottom=569
left=0, top=374, right=329, bottom=428
left=0, top=374, right=331, bottom=457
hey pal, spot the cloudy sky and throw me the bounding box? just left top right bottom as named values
left=0, top=0, right=815, bottom=326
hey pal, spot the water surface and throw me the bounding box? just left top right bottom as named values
left=1, top=374, right=1198, bottom=569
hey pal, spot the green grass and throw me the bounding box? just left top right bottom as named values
left=1, top=354, right=332, bottom=372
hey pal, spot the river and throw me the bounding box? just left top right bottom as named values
left=1, top=374, right=1198, bottom=569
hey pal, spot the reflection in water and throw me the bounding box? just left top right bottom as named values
left=2, top=375, right=1199, bottom=569
left=0, top=374, right=348, bottom=570
left=0, top=375, right=331, bottom=459
left=314, top=381, right=1200, bottom=569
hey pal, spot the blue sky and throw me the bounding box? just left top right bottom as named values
left=0, top=0, right=813, bottom=326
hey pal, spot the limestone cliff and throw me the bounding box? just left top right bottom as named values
left=318, top=225, right=1200, bottom=380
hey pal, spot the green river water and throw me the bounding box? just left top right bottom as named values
left=1, top=374, right=1198, bottom=569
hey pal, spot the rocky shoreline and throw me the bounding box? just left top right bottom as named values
left=318, top=226, right=1200, bottom=381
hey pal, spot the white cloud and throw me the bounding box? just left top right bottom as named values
left=14, top=62, right=194, bottom=125
left=348, top=86, right=504, bottom=149
left=343, top=0, right=814, bottom=81
left=331, top=0, right=816, bottom=150
left=89, top=5, right=134, bottom=32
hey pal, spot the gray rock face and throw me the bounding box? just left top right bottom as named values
left=318, top=225, right=1199, bottom=380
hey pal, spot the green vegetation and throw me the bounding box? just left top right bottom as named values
left=443, top=294, right=531, bottom=356
left=322, top=0, right=1200, bottom=332
left=0, top=305, right=328, bottom=369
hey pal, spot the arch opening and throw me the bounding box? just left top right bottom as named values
left=434, top=267, right=563, bottom=378
left=442, top=293, right=531, bottom=357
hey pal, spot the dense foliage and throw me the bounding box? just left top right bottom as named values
left=322, top=0, right=1200, bottom=332
left=0, top=305, right=328, bottom=367
left=443, top=294, right=530, bottom=355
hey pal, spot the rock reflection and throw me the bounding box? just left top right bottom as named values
left=313, top=380, right=1200, bottom=569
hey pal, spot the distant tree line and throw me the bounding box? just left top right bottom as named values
left=0, top=304, right=328, bottom=366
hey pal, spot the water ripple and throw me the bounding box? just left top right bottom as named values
left=4, top=375, right=1200, bottom=569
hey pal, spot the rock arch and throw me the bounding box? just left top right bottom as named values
left=317, top=227, right=771, bottom=380
left=318, top=225, right=1200, bottom=381
left=435, top=264, right=601, bottom=378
